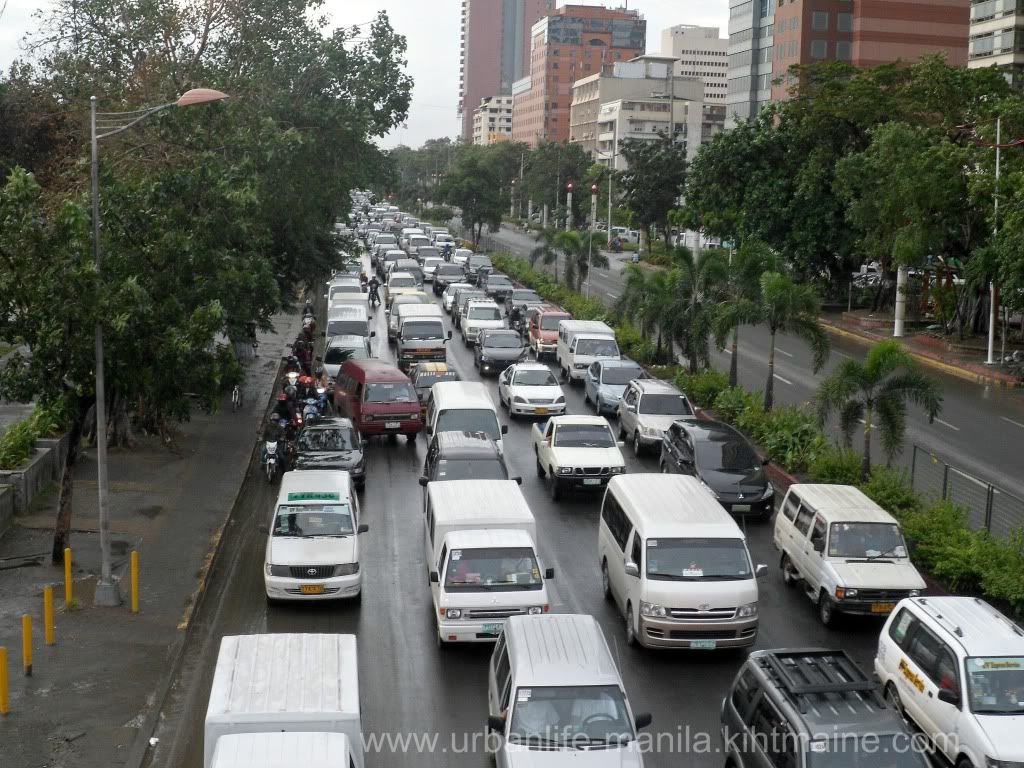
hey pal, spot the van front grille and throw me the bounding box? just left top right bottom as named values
left=289, top=565, right=336, bottom=579
left=465, top=608, right=526, bottom=620
left=668, top=607, right=737, bottom=620
left=573, top=467, right=609, bottom=476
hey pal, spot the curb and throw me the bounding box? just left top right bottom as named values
left=821, top=320, right=1021, bottom=389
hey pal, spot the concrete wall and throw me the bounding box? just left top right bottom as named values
left=0, top=485, right=13, bottom=539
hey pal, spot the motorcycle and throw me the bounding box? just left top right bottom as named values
left=302, top=397, right=321, bottom=425
left=367, top=283, right=381, bottom=307
left=263, top=440, right=279, bottom=483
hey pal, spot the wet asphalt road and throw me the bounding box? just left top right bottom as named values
left=148, top=251, right=885, bottom=768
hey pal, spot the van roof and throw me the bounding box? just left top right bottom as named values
left=788, top=484, right=894, bottom=523
left=327, top=304, right=367, bottom=319
left=504, top=614, right=621, bottom=688
left=211, top=733, right=351, bottom=768
left=608, top=474, right=744, bottom=539
left=430, top=381, right=495, bottom=409
left=341, top=359, right=410, bottom=382
left=397, top=304, right=443, bottom=318
left=427, top=480, right=534, bottom=525
left=559, top=320, right=612, bottom=332
left=206, top=634, right=359, bottom=721
left=445, top=528, right=536, bottom=550
left=903, top=596, right=1024, bottom=656
left=277, top=470, right=352, bottom=504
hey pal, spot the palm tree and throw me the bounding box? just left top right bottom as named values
left=667, top=246, right=728, bottom=374
left=713, top=240, right=781, bottom=387
left=529, top=227, right=560, bottom=279
left=552, top=231, right=608, bottom=293
left=616, top=265, right=675, bottom=362
left=816, top=339, right=942, bottom=480
left=759, top=272, right=830, bottom=411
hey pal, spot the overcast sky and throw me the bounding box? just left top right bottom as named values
left=0, top=0, right=729, bottom=148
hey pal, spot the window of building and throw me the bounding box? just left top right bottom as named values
left=810, top=39, right=827, bottom=58
left=836, top=40, right=851, bottom=60
left=788, top=40, right=798, bottom=57
left=791, top=16, right=798, bottom=31
left=812, top=11, right=828, bottom=31
left=837, top=12, right=852, bottom=32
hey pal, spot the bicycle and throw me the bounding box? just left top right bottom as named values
left=232, top=384, right=243, bottom=412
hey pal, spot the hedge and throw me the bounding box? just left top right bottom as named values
left=0, top=400, right=71, bottom=470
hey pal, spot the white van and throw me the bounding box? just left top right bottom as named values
left=557, top=319, right=619, bottom=382
left=204, top=633, right=364, bottom=768
left=211, top=732, right=355, bottom=768
left=875, top=597, right=1024, bottom=768
left=425, top=381, right=507, bottom=453
left=396, top=304, right=449, bottom=372
left=773, top=484, right=925, bottom=626
left=598, top=474, right=766, bottom=649
left=262, top=471, right=368, bottom=602
left=422, top=479, right=554, bottom=646
left=326, top=304, right=371, bottom=340
left=326, top=278, right=364, bottom=305
left=486, top=614, right=651, bottom=764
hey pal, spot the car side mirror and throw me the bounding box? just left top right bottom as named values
left=544, top=567, right=555, bottom=579
left=625, top=404, right=636, bottom=413
left=447, top=330, right=453, bottom=340
left=624, top=561, right=640, bottom=578
left=501, top=425, right=508, bottom=435
left=429, top=571, right=439, bottom=583
left=937, top=688, right=960, bottom=707
left=258, top=525, right=269, bottom=535
left=357, top=524, right=369, bottom=534
left=755, top=564, right=768, bottom=579
left=323, top=293, right=328, bottom=299
left=487, top=715, right=505, bottom=734
left=418, top=476, right=428, bottom=487
left=813, top=538, right=825, bottom=553
left=314, top=355, right=323, bottom=363
left=512, top=476, right=522, bottom=485
left=634, top=712, right=653, bottom=731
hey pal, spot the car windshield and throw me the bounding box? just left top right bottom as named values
left=298, top=427, right=358, bottom=452
left=438, top=267, right=464, bottom=278
left=601, top=367, right=642, bottom=385
left=436, top=409, right=500, bottom=441
left=694, top=434, right=760, bottom=472
left=514, top=369, right=558, bottom=386
left=508, top=685, right=634, bottom=747
left=807, top=735, right=933, bottom=768
left=639, top=393, right=692, bottom=416
left=512, top=290, right=541, bottom=302
left=468, top=306, right=501, bottom=321
left=576, top=338, right=619, bottom=356
left=553, top=424, right=615, bottom=448
left=966, top=656, right=1024, bottom=714
left=390, top=276, right=417, bottom=288
left=483, top=335, right=522, bottom=349
left=422, top=258, right=442, bottom=269
left=444, top=546, right=540, bottom=591
left=272, top=504, right=354, bottom=537
left=469, top=258, right=492, bottom=269
left=488, top=277, right=512, bottom=288
left=410, top=237, right=430, bottom=246
left=402, top=321, right=444, bottom=340
left=363, top=382, right=416, bottom=403
left=392, top=297, right=428, bottom=310
left=419, top=248, right=440, bottom=260
left=326, top=320, right=367, bottom=337
left=828, top=522, right=908, bottom=559
left=324, top=345, right=366, bottom=363
left=645, top=538, right=752, bottom=581
left=540, top=315, right=565, bottom=331
left=433, top=457, right=507, bottom=481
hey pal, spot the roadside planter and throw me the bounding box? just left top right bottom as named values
left=0, top=446, right=54, bottom=517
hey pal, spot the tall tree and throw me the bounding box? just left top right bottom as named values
left=529, top=227, right=560, bottom=276
left=553, top=230, right=608, bottom=293
left=616, top=265, right=675, bottom=362
left=667, top=247, right=728, bottom=374
left=816, top=340, right=942, bottom=479
left=617, top=133, right=687, bottom=250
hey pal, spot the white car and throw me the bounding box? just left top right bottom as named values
left=532, top=415, right=625, bottom=501
left=421, top=256, right=442, bottom=283
left=461, top=300, right=505, bottom=345
left=496, top=362, right=566, bottom=419
left=616, top=378, right=696, bottom=456
left=452, top=248, right=473, bottom=267
left=442, top=282, right=472, bottom=313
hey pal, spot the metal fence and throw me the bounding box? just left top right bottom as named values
left=910, top=444, right=1024, bottom=538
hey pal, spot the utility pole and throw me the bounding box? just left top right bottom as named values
left=987, top=116, right=1001, bottom=364
left=607, top=120, right=617, bottom=245
left=586, top=183, right=598, bottom=297
left=566, top=182, right=573, bottom=231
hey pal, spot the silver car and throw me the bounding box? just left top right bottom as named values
left=584, top=359, right=645, bottom=416
left=616, top=378, right=695, bottom=456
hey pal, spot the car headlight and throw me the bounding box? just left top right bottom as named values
left=445, top=608, right=462, bottom=619
left=335, top=562, right=360, bottom=576
left=573, top=363, right=587, bottom=369
left=639, top=601, right=667, bottom=618
left=699, top=480, right=719, bottom=499
left=554, top=395, right=565, bottom=404
left=642, top=425, right=661, bottom=436
left=761, top=482, right=774, bottom=500
left=986, top=758, right=1024, bottom=768
left=835, top=587, right=858, bottom=599
left=513, top=396, right=527, bottom=403
left=527, top=606, right=544, bottom=615
left=611, top=466, right=625, bottom=474
left=265, top=564, right=289, bottom=577
left=908, top=589, right=921, bottom=597
left=736, top=602, right=758, bottom=618
left=558, top=466, right=573, bottom=475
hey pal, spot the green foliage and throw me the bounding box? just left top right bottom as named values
left=808, top=446, right=863, bottom=485
left=617, top=134, right=688, bottom=248
left=614, top=322, right=656, bottom=365
left=674, top=369, right=729, bottom=409
left=0, top=418, right=37, bottom=469
left=978, top=532, right=1024, bottom=615
left=902, top=500, right=985, bottom=592
left=747, top=406, right=826, bottom=474
left=713, top=386, right=763, bottom=424
left=31, top=400, right=70, bottom=438
left=860, top=466, right=923, bottom=519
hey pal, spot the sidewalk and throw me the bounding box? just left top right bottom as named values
left=0, top=309, right=301, bottom=768
left=821, top=314, right=1022, bottom=388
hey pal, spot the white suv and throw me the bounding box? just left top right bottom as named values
left=616, top=379, right=694, bottom=456
left=461, top=300, right=505, bottom=346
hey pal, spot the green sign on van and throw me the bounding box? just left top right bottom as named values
left=287, top=492, right=341, bottom=501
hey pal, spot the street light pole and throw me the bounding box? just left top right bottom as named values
left=89, top=88, right=229, bottom=607
left=586, top=183, right=597, bottom=298
left=987, top=116, right=1001, bottom=365
left=566, top=182, right=573, bottom=232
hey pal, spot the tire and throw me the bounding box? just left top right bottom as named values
left=781, top=554, right=798, bottom=587
left=884, top=683, right=907, bottom=725
left=583, top=390, right=590, bottom=406
left=601, top=560, right=612, bottom=602
left=618, top=422, right=626, bottom=441
left=818, top=591, right=837, bottom=627
left=659, top=461, right=668, bottom=474
left=536, top=457, right=546, bottom=478
left=549, top=469, right=562, bottom=501
left=624, top=603, right=637, bottom=647
left=633, top=432, right=643, bottom=458
left=406, top=432, right=417, bottom=443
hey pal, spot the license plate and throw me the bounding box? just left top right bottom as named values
left=482, top=623, right=503, bottom=634
left=691, top=639, right=717, bottom=650
left=535, top=407, right=548, bottom=415
left=384, top=421, right=400, bottom=429
left=300, top=585, right=325, bottom=595
left=871, top=602, right=896, bottom=614
left=732, top=504, right=751, bottom=512
left=583, top=478, right=602, bottom=486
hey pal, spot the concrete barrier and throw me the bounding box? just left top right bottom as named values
left=0, top=447, right=54, bottom=518
left=36, top=433, right=69, bottom=483
left=0, top=485, right=13, bottom=539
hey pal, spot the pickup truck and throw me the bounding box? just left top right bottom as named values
left=531, top=415, right=626, bottom=501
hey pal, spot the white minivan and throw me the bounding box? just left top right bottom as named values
left=326, top=304, right=371, bottom=340
left=425, top=381, right=507, bottom=454
left=262, top=471, right=368, bottom=602
left=556, top=320, right=619, bottom=383
left=598, top=473, right=766, bottom=650
left=423, top=479, right=554, bottom=646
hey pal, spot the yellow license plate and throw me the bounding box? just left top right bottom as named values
left=300, top=585, right=325, bottom=595
left=535, top=408, right=548, bottom=415
left=871, top=602, right=895, bottom=613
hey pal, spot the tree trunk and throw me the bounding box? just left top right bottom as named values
left=764, top=329, right=776, bottom=412
left=663, top=226, right=672, bottom=253
left=860, top=405, right=873, bottom=482
left=52, top=400, right=86, bottom=564
left=729, top=327, right=739, bottom=388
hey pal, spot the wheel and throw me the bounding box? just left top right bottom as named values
left=633, top=432, right=643, bottom=458
left=601, top=560, right=612, bottom=602
left=818, top=591, right=837, bottom=627
left=624, top=603, right=637, bottom=647
left=549, top=469, right=562, bottom=501
left=781, top=554, right=798, bottom=587
left=617, top=423, right=626, bottom=440
left=584, top=390, right=590, bottom=405
left=659, top=462, right=668, bottom=473
left=884, top=683, right=907, bottom=724
left=536, top=457, right=546, bottom=478
left=406, top=432, right=417, bottom=442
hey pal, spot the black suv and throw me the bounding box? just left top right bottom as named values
left=418, top=431, right=520, bottom=486
left=721, top=649, right=927, bottom=768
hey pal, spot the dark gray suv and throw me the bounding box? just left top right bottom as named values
left=721, top=649, right=928, bottom=768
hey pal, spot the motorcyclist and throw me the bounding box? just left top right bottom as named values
left=297, top=374, right=317, bottom=401
left=367, top=275, right=381, bottom=307
left=302, top=298, right=315, bottom=319
left=442, top=243, right=453, bottom=262
left=272, top=392, right=295, bottom=424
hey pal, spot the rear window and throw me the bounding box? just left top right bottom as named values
left=327, top=320, right=368, bottom=337
left=389, top=276, right=417, bottom=288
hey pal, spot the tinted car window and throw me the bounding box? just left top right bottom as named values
left=363, top=382, right=416, bottom=403
left=432, top=458, right=508, bottom=481
left=298, top=426, right=358, bottom=451
left=694, top=433, right=759, bottom=471
left=601, top=366, right=642, bottom=385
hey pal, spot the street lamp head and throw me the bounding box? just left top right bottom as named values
left=591, top=184, right=598, bottom=193
left=176, top=88, right=230, bottom=108
left=567, top=182, right=573, bottom=191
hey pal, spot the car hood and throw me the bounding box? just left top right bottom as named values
left=550, top=446, right=625, bottom=467
left=293, top=450, right=363, bottom=470
left=699, top=467, right=767, bottom=496
left=509, top=385, right=563, bottom=401
left=467, top=319, right=505, bottom=329
left=505, top=745, right=643, bottom=767
left=828, top=561, right=926, bottom=590
left=976, top=715, right=1024, bottom=759
left=269, top=535, right=356, bottom=566
left=637, top=415, right=689, bottom=434
left=482, top=347, right=526, bottom=360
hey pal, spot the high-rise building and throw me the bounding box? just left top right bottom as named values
left=726, top=0, right=776, bottom=126
left=459, top=0, right=554, bottom=142
left=511, top=4, right=646, bottom=147
left=472, top=95, right=515, bottom=145
left=967, top=0, right=1024, bottom=85
left=660, top=25, right=729, bottom=105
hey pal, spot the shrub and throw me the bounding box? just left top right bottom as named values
left=750, top=405, right=825, bottom=474
left=713, top=386, right=762, bottom=424
left=645, top=364, right=683, bottom=381
left=861, top=466, right=922, bottom=519
left=809, top=446, right=862, bottom=485
left=903, top=500, right=985, bottom=592
left=0, top=418, right=38, bottom=470
left=676, top=369, right=729, bottom=410
left=978, top=531, right=1024, bottom=616
left=31, top=400, right=70, bottom=438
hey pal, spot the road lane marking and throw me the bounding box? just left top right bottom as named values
left=834, top=350, right=853, bottom=359
left=773, top=373, right=793, bottom=386
left=1001, top=416, right=1024, bottom=429
left=934, top=418, right=960, bottom=431
left=776, top=348, right=794, bottom=358
left=606, top=292, right=617, bottom=299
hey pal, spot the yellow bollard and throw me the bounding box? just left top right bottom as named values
left=64, top=547, right=72, bottom=607
left=44, top=587, right=55, bottom=646
left=130, top=551, right=140, bottom=614
left=0, top=646, right=9, bottom=714
left=22, top=614, right=32, bottom=677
